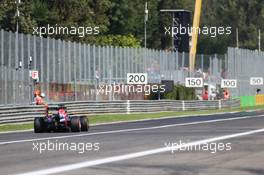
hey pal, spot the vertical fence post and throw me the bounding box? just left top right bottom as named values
left=27, top=34, right=32, bottom=103
left=93, top=45, right=97, bottom=101
left=15, top=30, right=19, bottom=105
left=20, top=33, right=24, bottom=104
left=40, top=36, right=44, bottom=97
left=124, top=47, right=127, bottom=77
left=0, top=29, right=3, bottom=67
left=84, top=43, right=87, bottom=84
left=218, top=100, right=222, bottom=110
left=46, top=37, right=50, bottom=102
left=74, top=42, right=77, bottom=101
left=62, top=40, right=66, bottom=86
left=78, top=42, right=82, bottom=84
left=121, top=47, right=124, bottom=81
left=131, top=47, right=134, bottom=74
left=201, top=54, right=204, bottom=72
left=4, top=66, right=7, bottom=105
left=113, top=46, right=117, bottom=82
left=182, top=101, right=185, bottom=111
left=0, top=66, right=2, bottom=105
left=0, top=30, right=4, bottom=105
left=68, top=41, right=71, bottom=90
left=110, top=46, right=113, bottom=100
left=52, top=38, right=55, bottom=89
left=8, top=31, right=15, bottom=105
left=104, top=46, right=107, bottom=82
left=143, top=48, right=146, bottom=74
left=98, top=46, right=101, bottom=83
left=126, top=100, right=130, bottom=114
left=87, top=44, right=90, bottom=85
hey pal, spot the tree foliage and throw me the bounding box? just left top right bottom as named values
left=0, top=0, right=263, bottom=52
left=96, top=34, right=140, bottom=47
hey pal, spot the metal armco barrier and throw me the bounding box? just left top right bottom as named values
left=0, top=105, right=46, bottom=124
left=0, top=99, right=240, bottom=125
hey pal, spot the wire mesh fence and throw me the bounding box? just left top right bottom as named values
left=227, top=48, right=264, bottom=97
left=0, top=29, right=228, bottom=105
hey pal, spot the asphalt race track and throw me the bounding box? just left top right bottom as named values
left=1, top=111, right=264, bottom=175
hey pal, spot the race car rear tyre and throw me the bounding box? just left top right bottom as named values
left=34, top=117, right=44, bottom=133
left=71, top=117, right=81, bottom=132
left=80, top=116, right=89, bottom=132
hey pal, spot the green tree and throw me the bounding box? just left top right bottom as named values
left=0, top=0, right=36, bottom=33
left=0, top=0, right=263, bottom=52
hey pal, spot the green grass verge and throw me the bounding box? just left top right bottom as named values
left=1, top=105, right=264, bottom=132
left=0, top=123, right=33, bottom=132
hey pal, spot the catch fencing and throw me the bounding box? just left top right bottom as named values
left=227, top=48, right=264, bottom=97
left=0, top=99, right=240, bottom=125
left=0, top=29, right=226, bottom=105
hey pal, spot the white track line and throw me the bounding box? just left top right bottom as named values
left=1, top=114, right=264, bottom=145
left=18, top=128, right=264, bottom=175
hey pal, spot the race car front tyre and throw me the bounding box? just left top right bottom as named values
left=80, top=116, right=89, bottom=132
left=71, top=117, right=81, bottom=132
left=34, top=117, right=44, bottom=133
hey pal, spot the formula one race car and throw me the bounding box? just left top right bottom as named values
left=34, top=105, right=89, bottom=133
